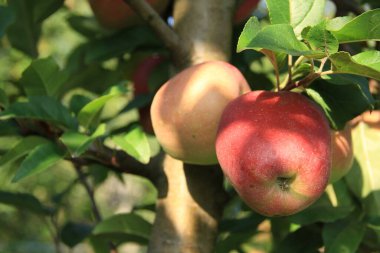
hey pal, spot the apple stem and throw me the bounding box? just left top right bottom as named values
left=275, top=66, right=281, bottom=92
left=288, top=55, right=293, bottom=87
left=294, top=55, right=305, bottom=67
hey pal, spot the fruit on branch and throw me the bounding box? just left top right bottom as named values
left=329, top=124, right=354, bottom=183
left=132, top=54, right=166, bottom=134
left=151, top=61, right=251, bottom=165
left=216, top=91, right=331, bottom=216
left=88, top=0, right=170, bottom=30
left=234, top=0, right=260, bottom=24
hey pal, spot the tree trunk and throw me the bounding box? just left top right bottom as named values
left=148, top=0, right=235, bottom=252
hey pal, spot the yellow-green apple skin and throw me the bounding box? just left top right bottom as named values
left=150, top=61, right=251, bottom=165
left=329, top=124, right=354, bottom=183
left=89, top=0, right=170, bottom=30
left=216, top=91, right=331, bottom=216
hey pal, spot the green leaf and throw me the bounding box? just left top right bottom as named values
left=305, top=76, right=374, bottom=130
left=327, top=9, right=380, bottom=43
left=66, top=15, right=100, bottom=39
left=20, top=57, right=68, bottom=97
left=0, top=191, right=52, bottom=215
left=0, top=88, right=9, bottom=108
left=12, top=142, right=66, bottom=182
left=92, top=213, right=152, bottom=244
left=0, top=5, right=15, bottom=38
left=111, top=125, right=150, bottom=164
left=287, top=193, right=354, bottom=225
left=329, top=51, right=380, bottom=80
left=353, top=50, right=380, bottom=71
left=81, top=26, right=161, bottom=65
left=61, top=222, right=93, bottom=248
left=78, top=84, right=128, bottom=129
left=272, top=225, right=323, bottom=253
left=301, top=21, right=339, bottom=58
left=0, top=136, right=49, bottom=166
left=237, top=17, right=261, bottom=52
left=237, top=22, right=315, bottom=56
left=6, top=0, right=64, bottom=57
left=60, top=124, right=106, bottom=157
left=0, top=96, right=77, bottom=130
left=266, top=0, right=326, bottom=35
left=345, top=122, right=380, bottom=218
left=323, top=215, right=366, bottom=253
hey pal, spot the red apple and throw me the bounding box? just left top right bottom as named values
left=216, top=91, right=331, bottom=216
left=151, top=61, right=251, bottom=165
left=132, top=55, right=166, bottom=134
left=88, top=0, right=170, bottom=30
left=329, top=124, right=354, bottom=183
left=234, top=0, right=260, bottom=24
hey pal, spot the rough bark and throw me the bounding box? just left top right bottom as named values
left=148, top=0, right=235, bottom=252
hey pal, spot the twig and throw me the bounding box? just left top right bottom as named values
left=74, top=165, right=118, bottom=253
left=122, top=0, right=189, bottom=65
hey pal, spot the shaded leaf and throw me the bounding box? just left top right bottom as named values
left=0, top=96, right=78, bottom=130
left=6, top=0, right=64, bottom=57
left=0, top=136, right=49, bottom=166
left=12, top=142, right=66, bottom=182
left=111, top=125, right=150, bottom=164
left=92, top=213, right=151, bottom=244
left=0, top=5, right=15, bottom=38
left=61, top=222, right=93, bottom=248
left=323, top=214, right=366, bottom=253
left=0, top=191, right=52, bottom=215
left=272, top=225, right=323, bottom=253
left=20, top=57, right=68, bottom=97
left=327, top=9, right=380, bottom=43
left=0, top=88, right=9, bottom=108
left=305, top=76, right=374, bottom=130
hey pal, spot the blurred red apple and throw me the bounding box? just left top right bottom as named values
left=329, top=124, right=354, bottom=183
left=132, top=54, right=166, bottom=134
left=216, top=91, right=331, bottom=216
left=88, top=0, right=170, bottom=30
left=234, top=0, right=260, bottom=24
left=151, top=61, right=251, bottom=165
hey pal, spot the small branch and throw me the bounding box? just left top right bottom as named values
left=122, top=0, right=189, bottom=66
left=74, top=165, right=118, bottom=253
left=75, top=165, right=102, bottom=222
left=320, top=70, right=334, bottom=76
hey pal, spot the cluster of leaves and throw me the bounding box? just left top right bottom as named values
left=214, top=0, right=380, bottom=252
left=0, top=0, right=167, bottom=252
left=238, top=0, right=379, bottom=130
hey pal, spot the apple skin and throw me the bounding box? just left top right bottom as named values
left=132, top=55, right=166, bottom=134
left=88, top=0, right=170, bottom=30
left=329, top=124, right=354, bottom=183
left=215, top=91, right=331, bottom=216
left=234, top=0, right=260, bottom=24
left=151, top=61, right=251, bottom=165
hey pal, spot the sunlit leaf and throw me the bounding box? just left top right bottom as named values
left=111, top=125, right=150, bottom=164
left=327, top=9, right=380, bottom=43
left=266, top=0, right=325, bottom=35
